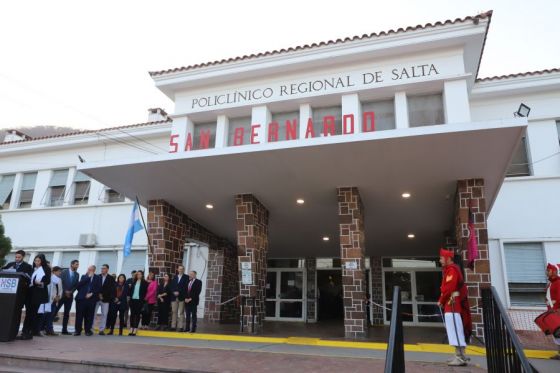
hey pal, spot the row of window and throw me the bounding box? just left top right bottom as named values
left=0, top=169, right=125, bottom=210
left=504, top=242, right=548, bottom=307
left=189, top=93, right=445, bottom=149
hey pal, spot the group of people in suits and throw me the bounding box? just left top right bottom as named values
left=2, top=251, right=203, bottom=338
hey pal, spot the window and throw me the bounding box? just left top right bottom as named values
left=59, top=251, right=80, bottom=270
left=19, top=172, right=37, bottom=208
left=504, top=243, right=547, bottom=307
left=47, top=169, right=69, bottom=206
left=270, top=111, right=299, bottom=142
left=105, top=188, right=125, bottom=203
left=312, top=106, right=342, bottom=136
left=506, top=137, right=531, bottom=177
left=362, top=99, right=395, bottom=131
left=95, top=251, right=119, bottom=275
left=72, top=172, right=90, bottom=205
left=31, top=252, right=54, bottom=266
left=408, top=93, right=444, bottom=127
left=227, top=116, right=252, bottom=146
left=0, top=174, right=15, bottom=209
left=120, top=250, right=146, bottom=277
left=192, top=122, right=216, bottom=150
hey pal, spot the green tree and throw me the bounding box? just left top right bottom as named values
left=0, top=218, right=12, bottom=267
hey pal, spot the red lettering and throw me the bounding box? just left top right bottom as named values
left=343, top=114, right=354, bottom=134
left=233, top=127, right=244, bottom=146
left=199, top=130, right=210, bottom=149
left=185, top=133, right=193, bottom=151
left=323, top=115, right=336, bottom=136
left=362, top=111, right=375, bottom=132
left=268, top=121, right=279, bottom=142
left=285, top=119, right=297, bottom=140
left=250, top=124, right=260, bottom=144
left=169, top=134, right=179, bottom=153
left=305, top=118, right=315, bottom=138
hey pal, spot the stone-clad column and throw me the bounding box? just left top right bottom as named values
left=236, top=194, right=269, bottom=333
left=454, top=179, right=490, bottom=339
left=370, top=256, right=384, bottom=325
left=337, top=187, right=368, bottom=338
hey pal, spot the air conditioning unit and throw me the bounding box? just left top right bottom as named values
left=79, top=233, right=97, bottom=248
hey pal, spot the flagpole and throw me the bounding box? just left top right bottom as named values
left=135, top=196, right=153, bottom=258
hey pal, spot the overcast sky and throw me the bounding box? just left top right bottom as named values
left=1, top=0, right=558, bottom=130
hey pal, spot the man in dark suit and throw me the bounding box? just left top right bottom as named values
left=170, top=265, right=188, bottom=331
left=184, top=270, right=202, bottom=333
left=2, top=249, right=33, bottom=276
left=2, top=250, right=33, bottom=335
left=74, top=265, right=101, bottom=336
left=57, top=259, right=79, bottom=335
left=96, top=264, right=116, bottom=335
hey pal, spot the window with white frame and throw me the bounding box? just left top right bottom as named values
left=121, top=250, right=147, bottom=277
left=47, top=169, right=69, bottom=206
left=270, top=111, right=299, bottom=141
left=192, top=122, right=216, bottom=150
left=18, top=172, right=37, bottom=208
left=72, top=171, right=90, bottom=205
left=95, top=251, right=119, bottom=275
left=104, top=188, right=125, bottom=203
left=506, top=137, right=531, bottom=177
left=312, top=106, right=342, bottom=136
left=504, top=243, right=547, bottom=307
left=408, top=93, right=444, bottom=127
left=227, top=116, right=252, bottom=146
left=362, top=99, right=395, bottom=131
left=59, top=251, right=80, bottom=269
left=0, top=174, right=15, bottom=209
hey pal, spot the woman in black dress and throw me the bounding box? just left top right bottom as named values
left=107, top=274, right=128, bottom=335
left=128, top=271, right=147, bottom=336
left=157, top=273, right=172, bottom=330
left=19, top=254, right=51, bottom=340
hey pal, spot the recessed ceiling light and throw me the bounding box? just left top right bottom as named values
left=322, top=236, right=330, bottom=242
left=407, top=234, right=415, bottom=239
left=296, top=198, right=305, bottom=205
left=205, top=204, right=214, bottom=209
left=402, top=193, right=411, bottom=199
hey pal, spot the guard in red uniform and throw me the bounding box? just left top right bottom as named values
left=438, top=248, right=472, bottom=366
left=545, top=263, right=560, bottom=359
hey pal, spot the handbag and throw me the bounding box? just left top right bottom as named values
left=534, top=310, right=560, bottom=338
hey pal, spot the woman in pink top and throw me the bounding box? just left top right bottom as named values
left=141, top=272, right=158, bottom=329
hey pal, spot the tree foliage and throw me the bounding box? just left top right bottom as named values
left=0, top=218, right=12, bottom=267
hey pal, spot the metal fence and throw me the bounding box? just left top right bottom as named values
left=481, top=286, right=537, bottom=372
left=384, top=285, right=405, bottom=373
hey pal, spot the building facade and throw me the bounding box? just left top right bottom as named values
left=1, top=11, right=559, bottom=339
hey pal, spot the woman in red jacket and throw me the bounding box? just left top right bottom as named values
left=545, top=263, right=560, bottom=360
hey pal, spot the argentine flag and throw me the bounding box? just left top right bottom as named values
left=124, top=201, right=143, bottom=257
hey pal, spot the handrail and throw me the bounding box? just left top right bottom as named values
left=481, top=286, right=537, bottom=372
left=384, top=285, right=405, bottom=373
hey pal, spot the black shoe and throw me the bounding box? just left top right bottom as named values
left=85, top=331, right=93, bottom=336
left=98, top=331, right=105, bottom=336
left=73, top=332, right=81, bottom=336
left=190, top=329, right=196, bottom=333
left=61, top=330, right=70, bottom=335
left=53, top=316, right=60, bottom=322
left=183, top=329, right=190, bottom=333
left=33, top=332, right=44, bottom=337
left=128, top=332, right=135, bottom=336
left=107, top=330, right=114, bottom=336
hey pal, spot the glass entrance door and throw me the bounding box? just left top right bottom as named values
left=266, top=269, right=305, bottom=321
left=383, top=269, right=442, bottom=325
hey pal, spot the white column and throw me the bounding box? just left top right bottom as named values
left=9, top=173, right=23, bottom=210
left=526, top=120, right=560, bottom=176
left=64, top=167, right=77, bottom=206
left=394, top=92, right=409, bottom=129
left=251, top=105, right=271, bottom=144
left=215, top=115, right=229, bottom=148
left=169, top=116, right=194, bottom=153
left=341, top=94, right=362, bottom=134
left=299, top=104, right=312, bottom=139
left=443, top=79, right=471, bottom=124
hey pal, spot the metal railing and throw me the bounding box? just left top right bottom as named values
left=384, top=285, right=405, bottom=373
left=481, top=286, right=537, bottom=372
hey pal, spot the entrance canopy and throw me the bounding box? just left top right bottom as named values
left=79, top=119, right=526, bottom=258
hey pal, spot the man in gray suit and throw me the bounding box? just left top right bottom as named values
left=56, top=259, right=80, bottom=335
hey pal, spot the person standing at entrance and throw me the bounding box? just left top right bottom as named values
left=19, top=254, right=51, bottom=340
left=58, top=260, right=79, bottom=335
left=170, top=265, right=188, bottom=331
left=96, top=264, right=116, bottom=335
left=107, top=274, right=128, bottom=336
left=157, top=273, right=172, bottom=330
left=544, top=263, right=560, bottom=359
left=74, top=265, right=100, bottom=336
left=437, top=248, right=472, bottom=366
left=184, top=270, right=202, bottom=333
left=128, top=271, right=147, bottom=336
left=3, top=250, right=33, bottom=338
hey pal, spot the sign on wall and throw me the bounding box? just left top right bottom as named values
left=0, top=277, right=19, bottom=294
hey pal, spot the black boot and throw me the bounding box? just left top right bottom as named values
left=107, top=327, right=114, bottom=336
left=119, top=326, right=123, bottom=336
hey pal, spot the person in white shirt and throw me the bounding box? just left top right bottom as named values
left=42, top=266, right=62, bottom=336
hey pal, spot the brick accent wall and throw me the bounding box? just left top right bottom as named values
left=235, top=194, right=269, bottom=333
left=306, top=258, right=317, bottom=322
left=337, top=187, right=368, bottom=338
left=147, top=199, right=238, bottom=324
left=454, top=179, right=490, bottom=338
left=370, top=256, right=383, bottom=325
